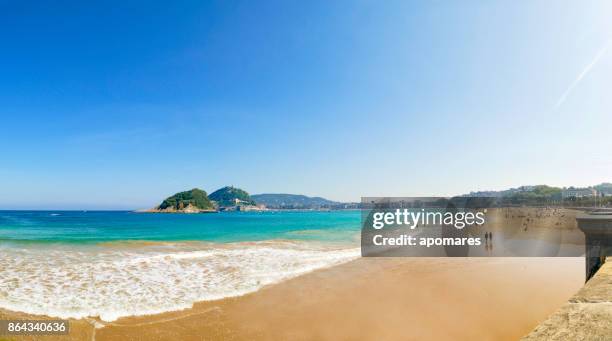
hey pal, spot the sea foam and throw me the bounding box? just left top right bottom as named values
left=0, top=241, right=359, bottom=321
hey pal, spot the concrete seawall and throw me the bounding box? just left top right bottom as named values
left=522, top=257, right=612, bottom=340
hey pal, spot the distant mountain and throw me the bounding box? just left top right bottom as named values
left=152, top=188, right=215, bottom=213
left=209, top=186, right=256, bottom=207
left=252, top=193, right=338, bottom=209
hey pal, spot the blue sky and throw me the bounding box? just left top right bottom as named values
left=1, top=1, right=611, bottom=209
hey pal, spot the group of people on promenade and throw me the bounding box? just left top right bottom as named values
left=484, top=231, right=493, bottom=252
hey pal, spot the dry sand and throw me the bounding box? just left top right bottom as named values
left=1, top=257, right=584, bottom=341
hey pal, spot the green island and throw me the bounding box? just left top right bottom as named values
left=148, top=186, right=261, bottom=213
left=151, top=188, right=216, bottom=213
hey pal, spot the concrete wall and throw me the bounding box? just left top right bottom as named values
left=522, top=257, right=612, bottom=340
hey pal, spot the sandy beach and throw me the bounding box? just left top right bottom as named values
left=1, top=257, right=583, bottom=341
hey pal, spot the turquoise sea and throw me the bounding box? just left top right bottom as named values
left=0, top=210, right=361, bottom=322
left=0, top=210, right=361, bottom=244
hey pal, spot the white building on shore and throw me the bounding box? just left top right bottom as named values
left=562, top=187, right=598, bottom=199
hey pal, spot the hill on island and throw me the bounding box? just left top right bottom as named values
left=251, top=193, right=338, bottom=209
left=156, top=188, right=215, bottom=212
left=209, top=186, right=256, bottom=207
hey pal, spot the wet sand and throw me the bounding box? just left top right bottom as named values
left=1, top=257, right=583, bottom=341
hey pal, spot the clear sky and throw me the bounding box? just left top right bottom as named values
left=1, top=1, right=611, bottom=209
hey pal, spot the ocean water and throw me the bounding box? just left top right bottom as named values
left=0, top=210, right=361, bottom=321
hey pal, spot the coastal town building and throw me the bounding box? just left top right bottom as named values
left=562, top=187, right=598, bottom=199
